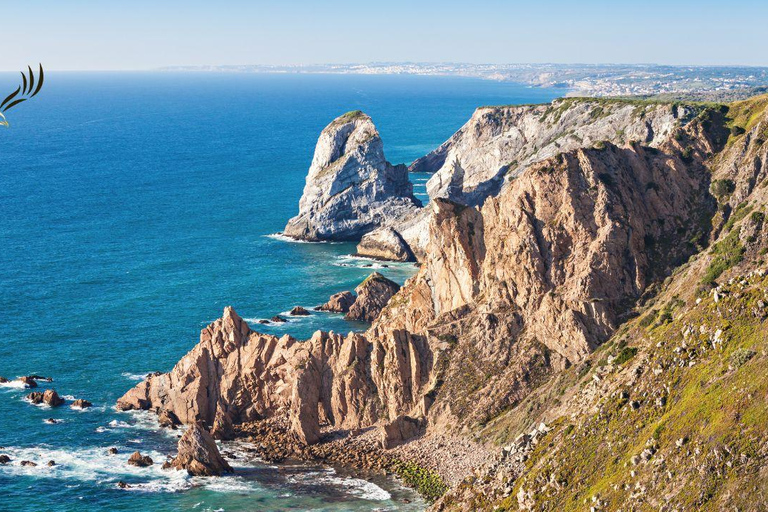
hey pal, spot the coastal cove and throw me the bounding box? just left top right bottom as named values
left=0, top=73, right=567, bottom=512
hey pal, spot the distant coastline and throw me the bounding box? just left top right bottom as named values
left=157, top=62, right=768, bottom=99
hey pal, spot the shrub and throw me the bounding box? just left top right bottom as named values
left=701, top=230, right=745, bottom=285
left=730, top=348, right=756, bottom=369
left=394, top=461, right=448, bottom=503
left=710, top=179, right=735, bottom=199
left=614, top=347, right=638, bottom=365
left=730, top=125, right=746, bottom=136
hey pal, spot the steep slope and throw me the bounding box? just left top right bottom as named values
left=433, top=95, right=768, bottom=511
left=283, top=110, right=421, bottom=241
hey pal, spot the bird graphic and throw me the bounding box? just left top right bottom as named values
left=0, top=64, right=45, bottom=127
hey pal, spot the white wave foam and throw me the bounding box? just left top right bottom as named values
left=121, top=372, right=153, bottom=381
left=0, top=380, right=28, bottom=389
left=264, top=233, right=321, bottom=244
left=288, top=469, right=391, bottom=501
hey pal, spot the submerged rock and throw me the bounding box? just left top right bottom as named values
left=356, top=226, right=415, bottom=262
left=170, top=423, right=233, bottom=476
left=127, top=452, right=153, bottom=467
left=345, top=273, right=400, bottom=322
left=317, top=291, right=356, bottom=313
left=283, top=111, right=421, bottom=242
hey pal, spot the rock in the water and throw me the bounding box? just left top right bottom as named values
left=257, top=319, right=270, bottom=324
left=158, top=409, right=181, bottom=429
left=27, top=389, right=65, bottom=407
left=107, top=447, right=118, bottom=455
left=270, top=315, right=287, bottom=323
left=71, top=399, right=92, bottom=409
left=127, top=451, right=153, bottom=467
left=44, top=418, right=59, bottom=424
left=117, top=481, right=130, bottom=489
left=18, top=376, right=37, bottom=388
left=21, top=460, right=37, bottom=467
left=170, top=423, right=233, bottom=476
left=283, top=111, right=421, bottom=242
left=27, top=374, right=53, bottom=382
left=47, top=460, right=56, bottom=467
left=345, top=273, right=400, bottom=322
left=0, top=376, right=8, bottom=383
left=0, top=454, right=11, bottom=464
left=290, top=306, right=310, bottom=316
left=380, top=415, right=425, bottom=449
left=356, top=227, right=415, bottom=262
left=317, top=291, right=357, bottom=313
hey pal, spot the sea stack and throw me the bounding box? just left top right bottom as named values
left=283, top=111, right=421, bottom=242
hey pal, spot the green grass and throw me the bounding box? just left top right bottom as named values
left=701, top=230, right=745, bottom=285
left=393, top=460, right=448, bottom=503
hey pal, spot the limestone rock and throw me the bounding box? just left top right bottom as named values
left=170, top=423, right=233, bottom=476
left=356, top=227, right=415, bottom=262
left=127, top=451, right=153, bottom=467
left=283, top=111, right=421, bottom=241
left=345, top=273, right=400, bottom=322
left=317, top=291, right=356, bottom=313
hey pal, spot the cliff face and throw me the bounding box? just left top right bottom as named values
left=118, top=96, right=768, bottom=508
left=283, top=110, right=421, bottom=241
left=410, top=99, right=694, bottom=206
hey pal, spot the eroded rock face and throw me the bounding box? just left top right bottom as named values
left=345, top=273, right=400, bottom=322
left=380, top=415, right=425, bottom=449
left=170, top=423, right=233, bottom=476
left=411, top=99, right=697, bottom=206
left=356, top=226, right=416, bottom=262
left=127, top=452, right=153, bottom=467
left=283, top=111, right=421, bottom=241
left=317, top=291, right=356, bottom=313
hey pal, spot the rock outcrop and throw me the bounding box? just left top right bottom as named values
left=283, top=111, right=421, bottom=242
left=317, top=291, right=356, bottom=313
left=71, top=399, right=92, bottom=409
left=380, top=414, right=425, bottom=449
left=345, top=272, right=400, bottom=322
left=27, top=389, right=65, bottom=407
left=170, top=423, right=233, bottom=476
left=410, top=99, right=698, bottom=205
left=127, top=452, right=153, bottom=467
left=289, top=306, right=310, bottom=316
left=356, top=226, right=416, bottom=261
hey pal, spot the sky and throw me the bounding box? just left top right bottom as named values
left=1, top=0, right=767, bottom=71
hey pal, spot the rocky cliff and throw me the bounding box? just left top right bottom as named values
left=283, top=110, right=421, bottom=241
left=119, top=95, right=768, bottom=509
left=410, top=98, right=696, bottom=206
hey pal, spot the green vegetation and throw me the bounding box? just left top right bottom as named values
left=701, top=230, right=745, bottom=285
left=394, top=460, right=448, bottom=503
left=710, top=179, right=735, bottom=199
left=613, top=346, right=638, bottom=365
left=723, top=202, right=752, bottom=232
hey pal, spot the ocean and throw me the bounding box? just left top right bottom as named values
left=0, top=72, right=566, bottom=511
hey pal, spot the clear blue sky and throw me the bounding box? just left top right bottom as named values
left=2, top=0, right=767, bottom=70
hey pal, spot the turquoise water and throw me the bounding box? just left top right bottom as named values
left=0, top=72, right=565, bottom=511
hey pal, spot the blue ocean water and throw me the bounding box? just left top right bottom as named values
left=0, top=72, right=565, bottom=511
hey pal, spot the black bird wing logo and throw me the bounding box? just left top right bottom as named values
left=0, top=64, right=45, bottom=127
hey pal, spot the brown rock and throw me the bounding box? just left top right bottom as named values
left=270, top=315, right=287, bottom=323
left=0, top=454, right=10, bottom=464
left=18, top=376, right=37, bottom=388
left=0, top=376, right=8, bottom=383
left=117, top=481, right=130, bottom=489
left=170, top=423, right=233, bottom=476
left=71, top=399, right=92, bottom=409
left=127, top=452, right=153, bottom=467
left=317, top=291, right=356, bottom=313
left=47, top=460, right=56, bottom=467
left=107, top=447, right=118, bottom=455
left=21, top=460, right=37, bottom=467
left=289, top=306, right=310, bottom=316
left=345, top=273, right=400, bottom=322
left=27, top=389, right=65, bottom=407
left=380, top=415, right=425, bottom=449
left=158, top=409, right=180, bottom=429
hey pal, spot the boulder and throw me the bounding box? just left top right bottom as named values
left=127, top=451, right=153, bottom=467
left=21, top=460, right=37, bottom=467
left=158, top=409, right=180, bottom=429
left=380, top=415, right=425, bottom=449
left=170, top=423, right=233, bottom=476
left=283, top=111, right=421, bottom=242
left=317, top=291, right=357, bottom=313
left=107, top=448, right=118, bottom=455
left=117, top=481, right=130, bottom=489
left=0, top=376, right=8, bottom=383
left=345, top=273, right=401, bottom=322
left=18, top=376, right=37, bottom=388
left=47, top=460, right=56, bottom=467
left=356, top=227, right=415, bottom=262
left=0, top=454, right=10, bottom=464
left=270, top=315, right=287, bottom=323
left=27, top=389, right=65, bottom=407
left=71, top=399, right=92, bottom=409
left=289, top=306, right=310, bottom=316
